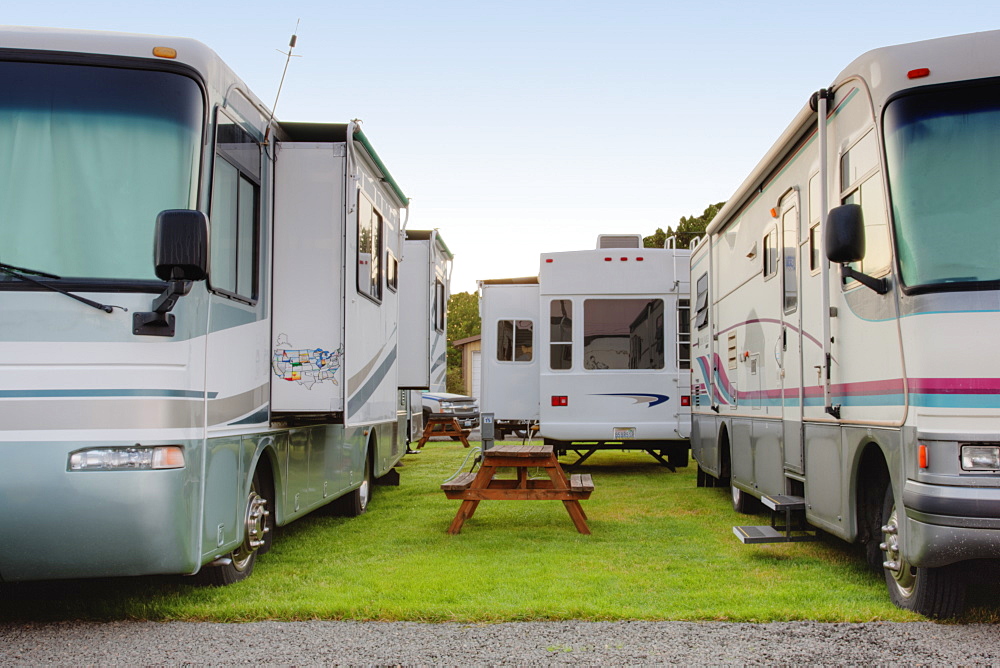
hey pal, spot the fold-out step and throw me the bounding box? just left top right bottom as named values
left=734, top=524, right=817, bottom=544
left=760, top=494, right=805, bottom=511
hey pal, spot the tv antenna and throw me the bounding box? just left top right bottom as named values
left=264, top=19, right=301, bottom=144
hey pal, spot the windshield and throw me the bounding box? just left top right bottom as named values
left=0, top=60, right=202, bottom=282
left=884, top=82, right=1000, bottom=290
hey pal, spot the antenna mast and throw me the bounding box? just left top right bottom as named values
left=264, top=19, right=301, bottom=144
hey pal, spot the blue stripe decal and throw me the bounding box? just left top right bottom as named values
left=0, top=389, right=218, bottom=399
left=347, top=347, right=397, bottom=417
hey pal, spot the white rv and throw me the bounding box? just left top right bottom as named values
left=690, top=30, right=1000, bottom=617
left=480, top=236, right=691, bottom=466
left=479, top=277, right=540, bottom=439
left=398, top=230, right=454, bottom=440
left=0, top=27, right=411, bottom=585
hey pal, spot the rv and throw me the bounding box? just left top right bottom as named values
left=479, top=277, right=540, bottom=439
left=480, top=236, right=691, bottom=466
left=398, top=229, right=454, bottom=440
left=690, top=30, right=1000, bottom=616
left=0, top=27, right=411, bottom=585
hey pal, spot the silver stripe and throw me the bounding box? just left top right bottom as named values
left=207, top=384, right=269, bottom=427
left=0, top=398, right=204, bottom=430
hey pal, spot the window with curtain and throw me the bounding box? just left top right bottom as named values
left=0, top=61, right=202, bottom=282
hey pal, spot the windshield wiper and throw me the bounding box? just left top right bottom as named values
left=0, top=263, right=124, bottom=313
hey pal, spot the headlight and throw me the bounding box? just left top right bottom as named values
left=68, top=445, right=185, bottom=471
left=439, top=402, right=455, bottom=410
left=961, top=445, right=1000, bottom=471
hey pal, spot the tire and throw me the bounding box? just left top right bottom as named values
left=196, top=470, right=272, bottom=586
left=731, top=481, right=760, bottom=514
left=334, top=449, right=372, bottom=517
left=879, top=485, right=966, bottom=618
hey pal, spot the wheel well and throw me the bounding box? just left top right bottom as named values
left=855, top=442, right=890, bottom=544
left=718, top=423, right=731, bottom=482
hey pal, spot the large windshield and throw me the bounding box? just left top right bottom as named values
left=0, top=60, right=202, bottom=282
left=884, top=83, right=1000, bottom=290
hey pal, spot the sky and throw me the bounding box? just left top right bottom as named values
left=7, top=2, right=1000, bottom=293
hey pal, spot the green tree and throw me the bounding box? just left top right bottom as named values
left=644, top=202, right=726, bottom=249
left=446, top=291, right=480, bottom=393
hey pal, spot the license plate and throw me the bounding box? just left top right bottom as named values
left=613, top=427, right=636, bottom=440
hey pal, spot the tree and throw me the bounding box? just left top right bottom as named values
left=644, top=202, right=726, bottom=249
left=446, top=291, right=480, bottom=394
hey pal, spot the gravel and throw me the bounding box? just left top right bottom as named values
left=2, top=620, right=1000, bottom=666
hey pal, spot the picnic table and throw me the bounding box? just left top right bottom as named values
left=414, top=416, right=471, bottom=449
left=440, top=444, right=594, bottom=534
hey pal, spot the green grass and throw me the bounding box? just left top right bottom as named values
left=3, top=443, right=999, bottom=623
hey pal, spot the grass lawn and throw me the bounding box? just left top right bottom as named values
left=3, top=442, right=998, bottom=623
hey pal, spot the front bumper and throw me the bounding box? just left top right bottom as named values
left=902, top=479, right=1000, bottom=567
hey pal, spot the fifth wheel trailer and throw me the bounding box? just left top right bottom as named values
left=0, top=26, right=413, bottom=586
left=690, top=29, right=1000, bottom=617
left=480, top=235, right=691, bottom=466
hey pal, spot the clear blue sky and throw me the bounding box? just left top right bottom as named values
left=7, top=2, right=1000, bottom=292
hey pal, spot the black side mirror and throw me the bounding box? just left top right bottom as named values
left=135, top=210, right=209, bottom=337
left=825, top=204, right=865, bottom=263
left=154, top=209, right=209, bottom=282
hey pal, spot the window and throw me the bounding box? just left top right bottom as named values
left=677, top=298, right=691, bottom=370
left=549, top=299, right=572, bottom=370
left=782, top=206, right=798, bottom=314
left=762, top=227, right=778, bottom=279
left=433, top=279, right=445, bottom=332
left=695, top=273, right=709, bottom=330
left=885, top=82, right=1000, bottom=289
left=0, top=62, right=201, bottom=282
left=210, top=113, right=260, bottom=301
left=496, top=319, right=533, bottom=361
left=841, top=131, right=890, bottom=283
left=357, top=196, right=383, bottom=301
left=386, top=251, right=398, bottom=292
left=809, top=223, right=821, bottom=273
left=583, top=299, right=664, bottom=370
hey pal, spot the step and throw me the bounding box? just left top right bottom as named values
left=760, top=494, right=806, bottom=511
left=733, top=525, right=818, bottom=544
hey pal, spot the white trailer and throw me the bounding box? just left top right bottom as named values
left=690, top=30, right=1000, bottom=617
left=0, top=27, right=412, bottom=585
left=399, top=229, right=454, bottom=441
left=479, top=277, right=540, bottom=439
left=479, top=236, right=691, bottom=466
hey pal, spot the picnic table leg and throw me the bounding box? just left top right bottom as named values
left=562, top=500, right=591, bottom=534
left=448, top=499, right=479, bottom=534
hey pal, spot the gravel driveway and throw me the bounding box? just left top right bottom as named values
left=2, top=620, right=999, bottom=665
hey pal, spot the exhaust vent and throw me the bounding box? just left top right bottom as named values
left=597, top=234, right=642, bottom=249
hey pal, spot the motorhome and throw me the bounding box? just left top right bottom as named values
left=0, top=27, right=411, bottom=585
left=398, top=229, right=454, bottom=440
left=689, top=30, right=1000, bottom=617
left=480, top=236, right=691, bottom=467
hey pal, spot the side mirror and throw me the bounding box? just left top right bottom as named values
left=154, top=209, right=209, bottom=282
left=825, top=204, right=865, bottom=264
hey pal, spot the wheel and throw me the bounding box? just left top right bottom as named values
left=879, top=485, right=966, bottom=618
left=731, top=481, right=760, bottom=514
left=196, top=470, right=272, bottom=586
left=334, top=449, right=372, bottom=517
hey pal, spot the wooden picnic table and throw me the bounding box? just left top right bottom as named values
left=415, top=416, right=471, bottom=449
left=441, top=444, right=594, bottom=534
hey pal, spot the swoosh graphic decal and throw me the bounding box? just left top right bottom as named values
left=593, top=393, right=670, bottom=407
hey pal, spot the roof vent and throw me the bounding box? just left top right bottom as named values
left=597, top=234, right=642, bottom=249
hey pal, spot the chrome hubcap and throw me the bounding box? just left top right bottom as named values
left=232, top=490, right=269, bottom=572
left=880, top=504, right=915, bottom=596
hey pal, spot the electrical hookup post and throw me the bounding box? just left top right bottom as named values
left=481, top=412, right=495, bottom=451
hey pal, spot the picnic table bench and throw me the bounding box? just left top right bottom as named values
left=441, top=444, right=594, bottom=534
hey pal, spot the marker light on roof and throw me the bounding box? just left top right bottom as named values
left=907, top=68, right=930, bottom=79
left=152, top=47, right=177, bottom=59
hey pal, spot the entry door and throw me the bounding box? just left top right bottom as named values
left=779, top=190, right=804, bottom=472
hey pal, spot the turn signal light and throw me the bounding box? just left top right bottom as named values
left=918, top=444, right=928, bottom=469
